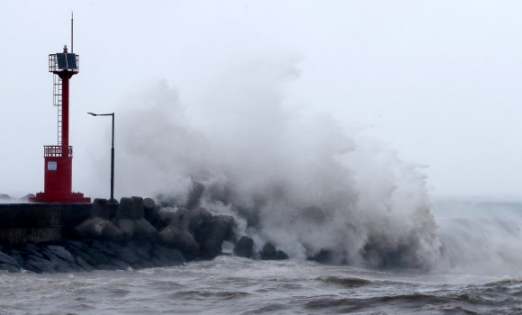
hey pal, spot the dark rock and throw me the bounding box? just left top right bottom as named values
left=233, top=236, right=254, bottom=258
left=260, top=242, right=289, bottom=260
left=361, top=235, right=422, bottom=269
left=273, top=250, right=289, bottom=260
left=91, top=198, right=109, bottom=219
left=107, top=198, right=119, bottom=220
left=128, top=240, right=153, bottom=260
left=133, top=218, right=159, bottom=241
left=143, top=198, right=156, bottom=222
left=159, top=225, right=199, bottom=254
left=0, top=250, right=21, bottom=268
left=25, top=244, right=45, bottom=259
left=8, top=250, right=26, bottom=267
left=216, top=215, right=237, bottom=242
left=46, top=245, right=75, bottom=264
left=25, top=256, right=56, bottom=273
left=0, top=263, right=20, bottom=273
left=309, top=249, right=334, bottom=264
left=171, top=207, right=191, bottom=230
left=156, top=207, right=190, bottom=232
left=260, top=242, right=276, bottom=260
left=116, top=218, right=135, bottom=239
left=82, top=247, right=110, bottom=267
left=66, top=241, right=101, bottom=267
left=144, top=204, right=164, bottom=231
left=188, top=207, right=213, bottom=236
left=131, top=196, right=145, bottom=219
left=41, top=246, right=78, bottom=272
left=152, top=245, right=185, bottom=266
left=117, top=197, right=134, bottom=219
left=75, top=217, right=124, bottom=241
left=194, top=214, right=236, bottom=259
left=144, top=198, right=155, bottom=210
left=76, top=256, right=94, bottom=271
left=110, top=244, right=141, bottom=266
left=0, top=237, right=188, bottom=273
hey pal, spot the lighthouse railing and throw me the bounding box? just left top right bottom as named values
left=43, top=145, right=73, bottom=157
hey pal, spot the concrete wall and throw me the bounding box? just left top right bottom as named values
left=0, top=203, right=91, bottom=244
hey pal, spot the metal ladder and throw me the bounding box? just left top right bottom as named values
left=53, top=74, right=62, bottom=145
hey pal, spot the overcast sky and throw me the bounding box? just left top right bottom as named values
left=1, top=1, right=522, bottom=199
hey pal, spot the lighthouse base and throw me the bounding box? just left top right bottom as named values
left=30, top=145, right=90, bottom=203
left=31, top=192, right=90, bottom=203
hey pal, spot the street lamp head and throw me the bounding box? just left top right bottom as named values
left=88, top=112, right=114, bottom=117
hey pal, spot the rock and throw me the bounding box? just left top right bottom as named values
left=46, top=245, right=75, bottom=264
left=194, top=214, right=236, bottom=259
left=0, top=250, right=20, bottom=267
left=76, top=256, right=94, bottom=271
left=159, top=225, right=199, bottom=254
left=308, top=249, right=334, bottom=264
left=145, top=204, right=165, bottom=231
left=273, top=250, right=289, bottom=260
left=107, top=198, right=119, bottom=220
left=260, top=242, right=276, bottom=260
left=171, top=207, right=191, bottom=231
left=143, top=198, right=156, bottom=222
left=91, top=198, right=108, bottom=219
left=25, top=256, right=56, bottom=273
left=25, top=244, right=45, bottom=259
left=8, top=250, right=26, bottom=267
left=131, top=196, right=145, bottom=219
left=41, top=246, right=79, bottom=272
left=152, top=245, right=185, bottom=266
left=0, top=250, right=21, bottom=271
left=260, top=242, right=289, bottom=260
left=188, top=207, right=213, bottom=236
left=75, top=217, right=124, bottom=241
left=0, top=238, right=187, bottom=273
left=93, top=197, right=160, bottom=241
left=116, top=218, right=135, bottom=239
left=134, top=218, right=159, bottom=241
left=233, top=236, right=254, bottom=258
left=117, top=197, right=134, bottom=219
left=0, top=263, right=19, bottom=273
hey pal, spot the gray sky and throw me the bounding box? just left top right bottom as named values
left=1, top=1, right=522, bottom=198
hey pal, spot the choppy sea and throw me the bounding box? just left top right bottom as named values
left=1, top=197, right=522, bottom=315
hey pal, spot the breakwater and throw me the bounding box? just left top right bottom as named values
left=0, top=195, right=287, bottom=273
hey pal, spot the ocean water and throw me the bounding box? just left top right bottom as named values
left=1, top=197, right=522, bottom=315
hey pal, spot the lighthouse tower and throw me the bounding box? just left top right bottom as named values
left=31, top=45, right=90, bottom=203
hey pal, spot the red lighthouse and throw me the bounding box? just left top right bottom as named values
left=31, top=45, right=90, bottom=203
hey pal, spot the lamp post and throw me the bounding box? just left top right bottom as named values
left=88, top=112, right=115, bottom=201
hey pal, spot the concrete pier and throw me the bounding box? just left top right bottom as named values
left=0, top=203, right=90, bottom=244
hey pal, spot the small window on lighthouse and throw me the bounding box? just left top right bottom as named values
left=47, top=161, right=57, bottom=171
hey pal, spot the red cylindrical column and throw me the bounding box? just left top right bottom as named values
left=60, top=73, right=70, bottom=150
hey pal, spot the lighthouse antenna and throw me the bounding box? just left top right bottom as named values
left=71, top=12, right=74, bottom=53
